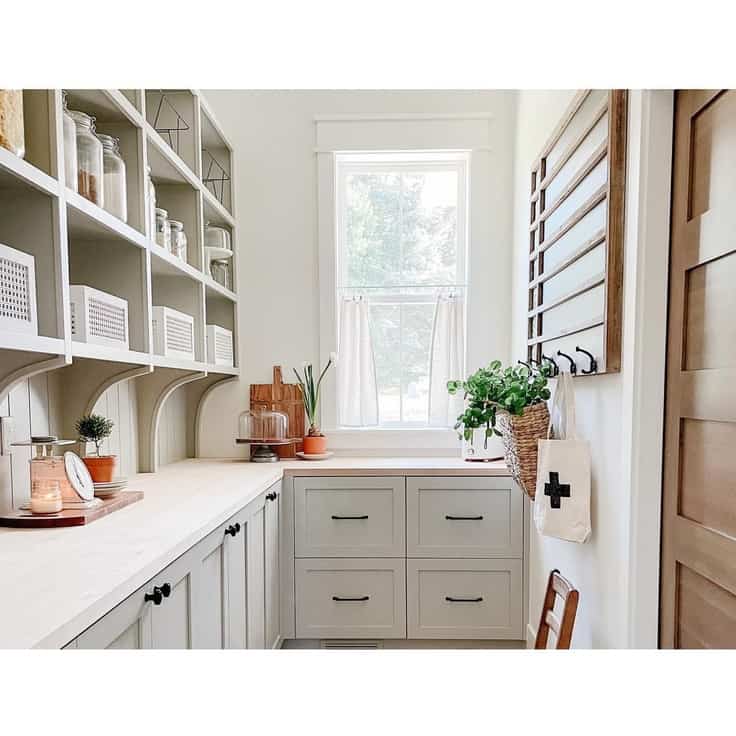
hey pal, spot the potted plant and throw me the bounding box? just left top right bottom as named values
left=448, top=361, right=551, bottom=497
left=75, top=414, right=116, bottom=482
left=293, top=353, right=336, bottom=455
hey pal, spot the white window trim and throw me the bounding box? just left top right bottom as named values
left=316, top=113, right=500, bottom=452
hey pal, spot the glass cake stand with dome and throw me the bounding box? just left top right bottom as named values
left=236, top=407, right=297, bottom=462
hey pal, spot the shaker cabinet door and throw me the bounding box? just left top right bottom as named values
left=74, top=590, right=153, bottom=649
left=246, top=496, right=267, bottom=649
left=265, top=481, right=281, bottom=648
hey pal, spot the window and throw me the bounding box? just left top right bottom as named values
left=336, top=152, right=468, bottom=428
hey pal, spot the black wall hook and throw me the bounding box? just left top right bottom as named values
left=541, top=354, right=559, bottom=377
left=556, top=350, right=577, bottom=375
left=575, top=346, right=598, bottom=374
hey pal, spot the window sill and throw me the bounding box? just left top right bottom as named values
left=323, top=427, right=461, bottom=455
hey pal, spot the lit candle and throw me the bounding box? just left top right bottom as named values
left=30, top=480, right=62, bottom=514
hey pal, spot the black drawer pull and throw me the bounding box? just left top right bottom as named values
left=332, top=595, right=370, bottom=602
left=445, top=515, right=484, bottom=521
left=331, top=514, right=369, bottom=520
left=266, top=492, right=278, bottom=502
left=445, top=596, right=484, bottom=603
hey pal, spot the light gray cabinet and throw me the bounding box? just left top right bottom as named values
left=287, top=473, right=525, bottom=643
left=68, top=482, right=282, bottom=650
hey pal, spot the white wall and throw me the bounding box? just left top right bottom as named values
left=511, top=90, right=670, bottom=648
left=199, top=90, right=518, bottom=457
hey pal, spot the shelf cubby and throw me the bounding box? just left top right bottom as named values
left=151, top=274, right=206, bottom=367
left=150, top=182, right=204, bottom=272
left=65, top=90, right=146, bottom=235
left=145, top=90, right=199, bottom=178
left=68, top=237, right=150, bottom=355
left=200, top=103, right=232, bottom=214
left=0, top=188, right=65, bottom=341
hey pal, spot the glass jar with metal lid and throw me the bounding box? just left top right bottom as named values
left=69, top=110, right=103, bottom=206
left=155, top=208, right=170, bottom=250
left=169, top=220, right=187, bottom=261
left=98, top=134, right=127, bottom=222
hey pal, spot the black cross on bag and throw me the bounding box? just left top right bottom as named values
left=544, top=471, right=571, bottom=509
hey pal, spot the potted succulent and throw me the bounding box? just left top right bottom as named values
left=75, top=414, right=116, bottom=482
left=294, top=353, right=336, bottom=455
left=448, top=361, right=551, bottom=496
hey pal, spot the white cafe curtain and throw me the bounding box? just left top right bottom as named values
left=428, top=294, right=465, bottom=427
left=337, top=297, right=379, bottom=427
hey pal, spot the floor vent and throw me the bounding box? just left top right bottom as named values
left=321, top=639, right=383, bottom=650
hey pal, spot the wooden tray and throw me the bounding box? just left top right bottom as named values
left=0, top=491, right=143, bottom=528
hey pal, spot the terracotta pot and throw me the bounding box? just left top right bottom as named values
left=302, top=435, right=327, bottom=455
left=82, top=455, right=117, bottom=482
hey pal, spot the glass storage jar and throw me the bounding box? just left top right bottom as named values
left=210, top=259, right=231, bottom=289
left=98, top=134, right=127, bottom=222
left=146, top=166, right=156, bottom=240
left=69, top=110, right=103, bottom=206
left=204, top=223, right=231, bottom=252
left=155, top=208, right=170, bottom=250
left=0, top=90, right=25, bottom=158
left=62, top=92, right=77, bottom=192
left=169, top=220, right=187, bottom=261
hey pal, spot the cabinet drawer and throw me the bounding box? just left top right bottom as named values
left=295, top=558, right=406, bottom=639
left=294, top=476, right=405, bottom=557
left=407, top=477, right=522, bottom=558
left=407, top=559, right=523, bottom=639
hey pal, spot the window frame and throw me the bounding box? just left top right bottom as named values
left=334, top=154, right=469, bottom=429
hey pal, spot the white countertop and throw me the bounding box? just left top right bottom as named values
left=0, top=456, right=509, bottom=649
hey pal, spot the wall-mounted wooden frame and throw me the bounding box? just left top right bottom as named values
left=527, top=90, right=627, bottom=375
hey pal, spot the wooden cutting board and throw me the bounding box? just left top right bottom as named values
left=250, top=365, right=304, bottom=458
left=0, top=491, right=144, bottom=528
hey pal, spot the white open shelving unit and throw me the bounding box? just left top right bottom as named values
left=0, top=89, right=239, bottom=472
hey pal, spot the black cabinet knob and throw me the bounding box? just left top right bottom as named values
left=225, top=524, right=238, bottom=537
left=235, top=522, right=241, bottom=533
left=266, top=492, right=278, bottom=502
left=160, top=583, right=171, bottom=598
left=144, top=588, right=163, bottom=605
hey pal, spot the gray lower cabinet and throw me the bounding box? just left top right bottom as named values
left=290, top=474, right=525, bottom=642
left=69, top=481, right=281, bottom=650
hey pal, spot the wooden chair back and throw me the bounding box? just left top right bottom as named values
left=534, top=569, right=579, bottom=649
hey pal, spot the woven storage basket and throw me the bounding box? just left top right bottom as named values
left=497, top=401, right=550, bottom=500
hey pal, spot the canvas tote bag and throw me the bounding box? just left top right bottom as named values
left=534, top=371, right=591, bottom=543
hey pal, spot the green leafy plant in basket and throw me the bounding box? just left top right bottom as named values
left=447, top=360, right=551, bottom=448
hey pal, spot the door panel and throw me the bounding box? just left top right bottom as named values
left=660, top=89, right=736, bottom=648
left=265, top=483, right=281, bottom=648
left=247, top=499, right=266, bottom=649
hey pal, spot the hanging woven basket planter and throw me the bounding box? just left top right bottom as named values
left=497, top=401, right=550, bottom=500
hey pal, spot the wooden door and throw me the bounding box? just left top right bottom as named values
left=265, top=482, right=281, bottom=648
left=661, top=89, right=736, bottom=648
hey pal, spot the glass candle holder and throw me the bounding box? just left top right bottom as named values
left=30, top=479, right=62, bottom=515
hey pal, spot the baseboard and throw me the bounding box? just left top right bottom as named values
left=526, top=624, right=537, bottom=649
